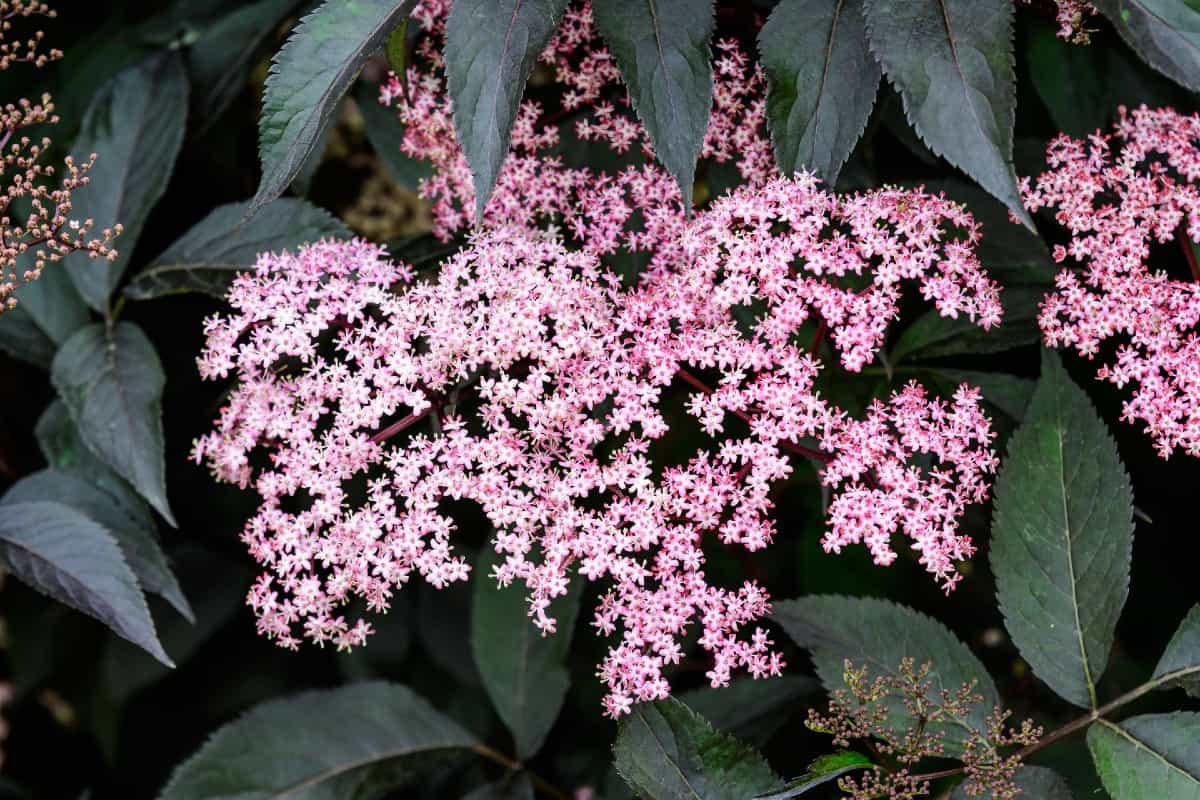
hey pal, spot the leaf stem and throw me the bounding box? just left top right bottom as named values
left=471, top=743, right=571, bottom=800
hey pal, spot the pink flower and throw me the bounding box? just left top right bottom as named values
left=196, top=2, right=1005, bottom=715
left=1022, top=105, right=1200, bottom=458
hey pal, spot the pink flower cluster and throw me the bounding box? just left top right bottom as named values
left=196, top=1, right=1005, bottom=715
left=1022, top=106, right=1200, bottom=458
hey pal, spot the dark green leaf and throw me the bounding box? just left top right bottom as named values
left=419, top=579, right=481, bottom=686
left=463, top=775, right=534, bottom=800
left=1088, top=713, right=1200, bottom=799
left=1090, top=0, right=1200, bottom=91
left=679, top=676, right=818, bottom=746
left=591, top=0, right=715, bottom=209
left=755, top=751, right=873, bottom=800
left=446, top=0, right=570, bottom=221
left=1, top=470, right=191, bottom=621
left=0, top=305, right=55, bottom=367
left=8, top=254, right=91, bottom=347
left=991, top=350, right=1133, bottom=708
left=290, top=110, right=336, bottom=197
left=890, top=286, right=1042, bottom=363
left=862, top=0, right=1032, bottom=227
left=252, top=0, right=417, bottom=215
left=356, top=82, right=433, bottom=190
left=614, top=697, right=782, bottom=800
left=187, top=0, right=303, bottom=127
left=917, top=369, right=1034, bottom=421
left=63, top=51, right=189, bottom=312
left=925, top=179, right=1055, bottom=285
left=758, top=0, right=880, bottom=183
left=158, top=682, right=477, bottom=799
left=471, top=547, right=581, bottom=758
left=386, top=19, right=409, bottom=74
left=50, top=323, right=174, bottom=525
left=124, top=199, right=351, bottom=301
left=35, top=400, right=149, bottom=506
left=1026, top=23, right=1109, bottom=137
left=0, top=251, right=87, bottom=367
left=386, top=233, right=467, bottom=269
left=0, top=501, right=170, bottom=666
left=772, top=595, right=999, bottom=753
left=1153, top=605, right=1200, bottom=698
left=950, top=765, right=1074, bottom=799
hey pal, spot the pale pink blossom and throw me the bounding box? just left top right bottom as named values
left=196, top=2, right=1006, bottom=715
left=1023, top=105, right=1200, bottom=457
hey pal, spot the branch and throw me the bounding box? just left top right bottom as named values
left=907, top=664, right=1200, bottom=785
left=471, top=743, right=571, bottom=800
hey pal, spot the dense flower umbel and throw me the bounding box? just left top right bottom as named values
left=196, top=1, right=1004, bottom=715
left=0, top=1, right=119, bottom=313
left=1022, top=106, right=1200, bottom=457
left=196, top=200, right=999, bottom=713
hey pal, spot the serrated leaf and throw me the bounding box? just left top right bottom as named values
left=251, top=0, right=417, bottom=215
left=591, top=0, right=715, bottom=209
left=990, top=350, right=1133, bottom=709
left=1, top=470, right=191, bottom=621
left=63, top=51, right=189, bottom=312
left=158, top=682, right=477, bottom=799
left=356, top=82, right=433, bottom=190
left=890, top=285, right=1042, bottom=363
left=1152, top=605, right=1200, bottom=698
left=471, top=546, right=581, bottom=759
left=772, top=596, right=999, bottom=753
left=1090, top=0, right=1200, bottom=92
left=50, top=323, right=174, bottom=525
left=0, top=501, right=170, bottom=666
left=446, top=0, right=570, bottom=221
left=1088, top=713, right=1200, bottom=799
left=679, top=675, right=819, bottom=746
left=758, top=0, right=880, bottom=183
left=124, top=199, right=351, bottom=301
left=862, top=0, right=1032, bottom=227
left=187, top=0, right=303, bottom=128
left=949, top=765, right=1074, bottom=799
left=755, top=751, right=873, bottom=800
left=614, top=697, right=782, bottom=800
left=102, top=549, right=246, bottom=707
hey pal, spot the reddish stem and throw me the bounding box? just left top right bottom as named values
left=369, top=407, right=434, bottom=443
left=809, top=315, right=828, bottom=356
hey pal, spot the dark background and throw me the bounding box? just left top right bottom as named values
left=0, top=1, right=1197, bottom=797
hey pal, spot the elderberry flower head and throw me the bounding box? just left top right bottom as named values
left=1022, top=105, right=1200, bottom=458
